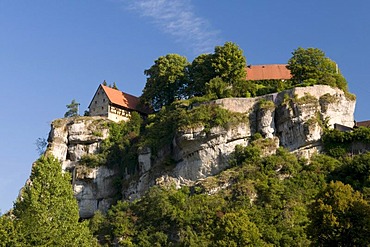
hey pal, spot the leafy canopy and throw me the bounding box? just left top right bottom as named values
left=308, top=181, right=370, bottom=246
left=141, top=54, right=190, bottom=111
left=13, top=155, right=96, bottom=246
left=287, top=47, right=348, bottom=91
left=212, top=41, right=247, bottom=85
left=142, top=42, right=248, bottom=109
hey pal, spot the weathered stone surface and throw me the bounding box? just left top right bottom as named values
left=124, top=85, right=355, bottom=200
left=42, top=85, right=356, bottom=218
left=46, top=117, right=116, bottom=218
left=138, top=147, right=151, bottom=173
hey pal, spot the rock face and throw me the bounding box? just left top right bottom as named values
left=124, top=85, right=355, bottom=199
left=46, top=117, right=117, bottom=218
left=44, top=85, right=355, bottom=218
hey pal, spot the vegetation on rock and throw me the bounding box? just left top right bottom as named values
left=3, top=42, right=364, bottom=246
left=141, top=44, right=351, bottom=113
left=89, top=137, right=370, bottom=246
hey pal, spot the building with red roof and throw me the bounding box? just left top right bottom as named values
left=246, top=64, right=292, bottom=81
left=89, top=84, right=151, bottom=122
left=355, top=120, right=370, bottom=128
left=89, top=64, right=291, bottom=122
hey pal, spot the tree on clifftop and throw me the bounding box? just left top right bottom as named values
left=64, top=99, right=80, bottom=118
left=13, top=155, right=96, bottom=246
left=187, top=53, right=215, bottom=97
left=287, top=47, right=348, bottom=91
left=187, top=42, right=247, bottom=98
left=141, top=54, right=190, bottom=111
left=212, top=42, right=247, bottom=85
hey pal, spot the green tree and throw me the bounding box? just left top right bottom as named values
left=187, top=42, right=247, bottom=98
left=112, top=82, right=118, bottom=90
left=308, top=181, right=370, bottom=246
left=205, top=77, right=232, bottom=99
left=287, top=47, right=348, bottom=91
left=64, top=99, right=79, bottom=118
left=187, top=53, right=215, bottom=97
left=141, top=54, right=190, bottom=111
left=212, top=210, right=264, bottom=246
left=13, top=155, right=96, bottom=246
left=0, top=213, right=17, bottom=246
left=212, top=42, right=247, bottom=85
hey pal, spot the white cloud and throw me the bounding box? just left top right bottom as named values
left=121, top=0, right=221, bottom=54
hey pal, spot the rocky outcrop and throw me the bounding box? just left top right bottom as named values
left=44, top=85, right=355, bottom=217
left=46, top=117, right=117, bottom=218
left=124, top=85, right=355, bottom=199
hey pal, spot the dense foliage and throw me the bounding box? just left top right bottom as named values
left=141, top=44, right=351, bottom=111
left=141, top=42, right=248, bottom=110
left=287, top=47, right=348, bottom=91
left=79, top=112, right=143, bottom=176
left=79, top=100, right=248, bottom=175
left=76, top=43, right=359, bottom=245
left=88, top=136, right=370, bottom=246
left=141, top=54, right=190, bottom=111
left=308, top=181, right=370, bottom=246
left=2, top=155, right=96, bottom=246
left=322, top=127, right=370, bottom=158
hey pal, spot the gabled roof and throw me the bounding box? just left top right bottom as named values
left=101, top=85, right=140, bottom=110
left=355, top=120, right=370, bottom=128
left=90, top=84, right=151, bottom=114
left=246, top=64, right=292, bottom=81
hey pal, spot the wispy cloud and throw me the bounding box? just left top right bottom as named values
left=121, top=0, right=221, bottom=54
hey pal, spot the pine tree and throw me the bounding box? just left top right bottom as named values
left=112, top=82, right=118, bottom=90
left=13, top=155, right=96, bottom=246
left=64, top=99, right=79, bottom=118
left=0, top=213, right=17, bottom=246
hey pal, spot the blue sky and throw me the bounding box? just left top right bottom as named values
left=1, top=0, right=369, bottom=212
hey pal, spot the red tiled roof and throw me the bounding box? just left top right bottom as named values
left=100, top=85, right=151, bottom=114
left=101, top=85, right=138, bottom=109
left=246, top=64, right=292, bottom=81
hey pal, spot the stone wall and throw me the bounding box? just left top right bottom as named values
left=89, top=86, right=109, bottom=117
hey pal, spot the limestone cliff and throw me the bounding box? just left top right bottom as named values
left=124, top=85, right=355, bottom=200
left=45, top=85, right=355, bottom=218
left=46, top=117, right=118, bottom=218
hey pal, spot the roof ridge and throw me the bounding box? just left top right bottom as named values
left=101, top=84, right=140, bottom=98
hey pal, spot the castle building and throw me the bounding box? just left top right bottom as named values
left=88, top=65, right=290, bottom=122
left=88, top=84, right=151, bottom=122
